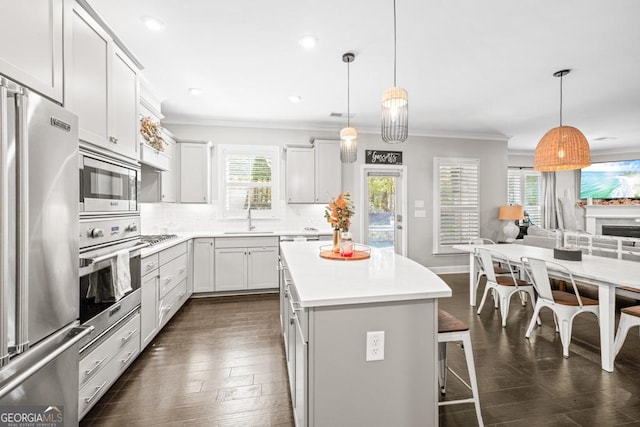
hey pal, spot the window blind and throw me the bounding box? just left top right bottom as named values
left=507, top=169, right=542, bottom=226
left=434, top=158, right=480, bottom=253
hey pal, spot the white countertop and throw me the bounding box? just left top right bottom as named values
left=281, top=241, right=452, bottom=308
left=140, top=229, right=332, bottom=257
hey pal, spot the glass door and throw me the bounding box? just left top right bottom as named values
left=364, top=170, right=403, bottom=254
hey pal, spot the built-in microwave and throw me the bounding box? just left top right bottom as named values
left=79, top=149, right=139, bottom=213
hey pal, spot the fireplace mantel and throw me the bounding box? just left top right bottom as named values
left=582, top=205, right=640, bottom=234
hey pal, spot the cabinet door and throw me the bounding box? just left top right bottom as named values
left=248, top=247, right=279, bottom=289
left=141, top=273, right=159, bottom=349
left=0, top=0, right=64, bottom=102
left=180, top=143, right=209, bottom=203
left=315, top=141, right=341, bottom=204
left=214, top=248, right=247, bottom=291
left=193, top=238, right=214, bottom=293
left=161, top=134, right=176, bottom=202
left=294, top=317, right=308, bottom=427
left=186, top=240, right=194, bottom=296
left=109, top=48, right=139, bottom=159
left=72, top=6, right=109, bottom=147
left=286, top=148, right=315, bottom=203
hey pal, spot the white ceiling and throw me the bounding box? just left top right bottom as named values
left=88, top=0, right=640, bottom=154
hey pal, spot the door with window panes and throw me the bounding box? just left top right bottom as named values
left=507, top=169, right=542, bottom=227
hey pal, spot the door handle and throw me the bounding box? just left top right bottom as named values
left=397, top=225, right=403, bottom=229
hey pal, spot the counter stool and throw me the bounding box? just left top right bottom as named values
left=438, top=309, right=484, bottom=427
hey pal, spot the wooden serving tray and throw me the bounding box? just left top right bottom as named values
left=319, top=250, right=371, bottom=261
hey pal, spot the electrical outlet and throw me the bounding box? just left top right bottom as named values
left=366, top=331, right=385, bottom=361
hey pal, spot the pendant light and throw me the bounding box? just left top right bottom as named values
left=340, top=52, right=357, bottom=163
left=381, top=0, right=408, bottom=144
left=534, top=69, right=591, bottom=171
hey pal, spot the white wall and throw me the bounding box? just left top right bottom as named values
left=147, top=123, right=508, bottom=270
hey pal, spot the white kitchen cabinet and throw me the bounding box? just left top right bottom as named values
left=286, top=148, right=314, bottom=203
left=286, top=140, right=341, bottom=204
left=140, top=269, right=159, bottom=350
left=193, top=238, right=215, bottom=293
left=71, top=3, right=139, bottom=160
left=160, top=132, right=177, bottom=202
left=139, top=132, right=176, bottom=203
left=214, top=237, right=279, bottom=292
left=187, top=239, right=194, bottom=296
left=0, top=0, right=66, bottom=103
left=179, top=142, right=211, bottom=203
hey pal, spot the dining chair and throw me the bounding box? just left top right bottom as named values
left=613, top=305, right=640, bottom=359
left=438, top=309, right=484, bottom=427
left=476, top=248, right=536, bottom=327
left=470, top=239, right=510, bottom=303
left=521, top=257, right=600, bottom=358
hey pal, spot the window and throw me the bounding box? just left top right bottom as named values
left=434, top=157, right=480, bottom=254
left=507, top=169, right=542, bottom=226
left=218, top=145, right=280, bottom=218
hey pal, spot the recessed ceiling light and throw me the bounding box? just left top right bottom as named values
left=288, top=95, right=302, bottom=103
left=141, top=16, right=166, bottom=32
left=188, top=88, right=203, bottom=96
left=298, top=35, right=318, bottom=49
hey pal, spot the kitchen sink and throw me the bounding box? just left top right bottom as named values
left=222, top=231, right=275, bottom=235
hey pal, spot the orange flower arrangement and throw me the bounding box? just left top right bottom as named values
left=324, top=192, right=355, bottom=232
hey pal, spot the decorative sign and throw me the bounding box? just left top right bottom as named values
left=365, top=150, right=403, bottom=165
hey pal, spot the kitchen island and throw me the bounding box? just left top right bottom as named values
left=279, top=241, right=451, bottom=427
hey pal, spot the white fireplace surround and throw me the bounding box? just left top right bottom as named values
left=583, top=205, right=640, bottom=234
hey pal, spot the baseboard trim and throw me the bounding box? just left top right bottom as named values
left=428, top=265, right=469, bottom=275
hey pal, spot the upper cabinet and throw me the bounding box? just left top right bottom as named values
left=286, top=140, right=341, bottom=204
left=70, top=3, right=139, bottom=160
left=0, top=0, right=66, bottom=103
left=179, top=142, right=211, bottom=203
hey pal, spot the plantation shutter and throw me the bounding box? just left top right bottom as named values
left=507, top=169, right=542, bottom=226
left=434, top=158, right=480, bottom=254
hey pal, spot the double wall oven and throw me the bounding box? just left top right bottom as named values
left=78, top=146, right=144, bottom=352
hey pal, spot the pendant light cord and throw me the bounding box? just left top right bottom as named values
left=393, top=0, right=397, bottom=87
left=347, top=59, right=351, bottom=128
left=559, top=72, right=563, bottom=127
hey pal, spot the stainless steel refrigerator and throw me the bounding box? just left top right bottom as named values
left=0, top=77, right=92, bottom=426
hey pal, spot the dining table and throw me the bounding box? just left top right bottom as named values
left=453, top=243, right=640, bottom=372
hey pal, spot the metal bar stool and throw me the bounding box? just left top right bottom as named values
left=438, top=309, right=484, bottom=427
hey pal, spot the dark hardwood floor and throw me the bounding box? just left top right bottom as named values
left=81, top=275, right=640, bottom=426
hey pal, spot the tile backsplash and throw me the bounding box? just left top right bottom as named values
left=140, top=202, right=332, bottom=234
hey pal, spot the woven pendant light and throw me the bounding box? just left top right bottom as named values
left=534, top=69, right=591, bottom=171
left=381, top=0, right=408, bottom=144
left=340, top=52, right=357, bottom=163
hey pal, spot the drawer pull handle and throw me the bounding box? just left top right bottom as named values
left=84, top=357, right=107, bottom=376
left=178, top=267, right=186, bottom=274
left=146, top=262, right=157, bottom=271
left=164, top=275, right=174, bottom=283
left=121, top=330, right=136, bottom=344
left=178, top=292, right=186, bottom=299
left=121, top=351, right=135, bottom=365
left=85, top=382, right=107, bottom=403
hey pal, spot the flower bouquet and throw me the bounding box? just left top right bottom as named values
left=324, top=192, right=355, bottom=252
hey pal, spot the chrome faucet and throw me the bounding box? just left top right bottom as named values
left=247, top=206, right=255, bottom=231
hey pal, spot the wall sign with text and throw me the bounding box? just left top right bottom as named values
left=365, top=150, right=403, bottom=165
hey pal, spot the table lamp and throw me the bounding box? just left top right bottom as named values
left=498, top=205, right=524, bottom=242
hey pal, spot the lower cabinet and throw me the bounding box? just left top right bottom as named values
left=78, top=311, right=140, bottom=419
left=214, top=237, right=279, bottom=292
left=193, top=238, right=215, bottom=292
left=140, top=271, right=159, bottom=349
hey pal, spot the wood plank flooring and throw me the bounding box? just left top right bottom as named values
left=81, top=275, right=640, bottom=426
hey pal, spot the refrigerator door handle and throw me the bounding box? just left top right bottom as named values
left=14, top=89, right=29, bottom=354
left=0, top=82, right=8, bottom=367
left=0, top=325, right=93, bottom=400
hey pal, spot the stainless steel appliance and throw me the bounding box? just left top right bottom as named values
left=140, top=234, right=179, bottom=246
left=78, top=215, right=144, bottom=351
left=79, top=148, right=140, bottom=214
left=0, top=77, right=92, bottom=426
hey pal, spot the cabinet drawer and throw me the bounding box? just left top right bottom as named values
left=159, top=241, right=187, bottom=265
left=159, top=253, right=187, bottom=298
left=141, top=254, right=159, bottom=276
left=79, top=333, right=140, bottom=418
left=79, top=312, right=140, bottom=388
left=215, top=236, right=279, bottom=248
left=159, top=279, right=187, bottom=328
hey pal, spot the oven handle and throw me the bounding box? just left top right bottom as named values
left=83, top=242, right=149, bottom=266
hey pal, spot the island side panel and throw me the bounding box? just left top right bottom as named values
left=309, top=298, right=438, bottom=427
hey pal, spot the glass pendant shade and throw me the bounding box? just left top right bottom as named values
left=340, top=127, right=358, bottom=163
left=534, top=125, right=591, bottom=171
left=381, top=87, right=408, bottom=143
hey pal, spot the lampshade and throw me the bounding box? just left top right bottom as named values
left=498, top=205, right=524, bottom=220
left=381, top=87, right=408, bottom=144
left=534, top=125, right=591, bottom=171
left=534, top=69, right=591, bottom=172
left=340, top=52, right=358, bottom=163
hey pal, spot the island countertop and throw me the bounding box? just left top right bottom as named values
left=280, top=241, right=452, bottom=307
